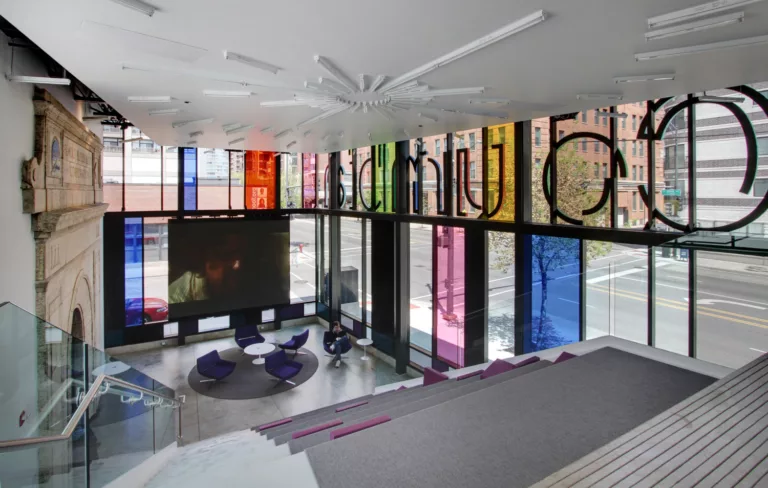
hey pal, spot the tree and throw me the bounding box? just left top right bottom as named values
left=488, top=144, right=612, bottom=350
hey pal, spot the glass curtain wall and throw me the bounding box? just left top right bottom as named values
left=410, top=223, right=433, bottom=353
left=290, top=216, right=316, bottom=303
left=488, top=231, right=515, bottom=360
left=340, top=217, right=363, bottom=320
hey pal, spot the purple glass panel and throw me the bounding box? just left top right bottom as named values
left=434, top=226, right=465, bottom=368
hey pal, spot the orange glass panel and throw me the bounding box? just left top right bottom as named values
left=245, top=150, right=277, bottom=210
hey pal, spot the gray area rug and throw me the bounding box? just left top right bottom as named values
left=306, top=347, right=716, bottom=488
left=188, top=346, right=318, bottom=400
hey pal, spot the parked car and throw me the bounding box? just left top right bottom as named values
left=125, top=297, right=168, bottom=325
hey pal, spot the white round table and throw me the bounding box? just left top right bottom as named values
left=244, top=343, right=275, bottom=365
left=91, top=361, right=131, bottom=376
left=357, top=338, right=373, bottom=361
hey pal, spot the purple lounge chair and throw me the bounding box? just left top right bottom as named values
left=278, top=329, right=310, bottom=357
left=196, top=350, right=236, bottom=383
left=265, top=350, right=304, bottom=386
left=235, top=325, right=266, bottom=353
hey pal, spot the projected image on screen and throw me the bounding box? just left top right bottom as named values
left=168, top=219, right=290, bottom=319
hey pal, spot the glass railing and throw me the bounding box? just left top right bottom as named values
left=0, top=302, right=182, bottom=488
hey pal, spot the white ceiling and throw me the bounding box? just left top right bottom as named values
left=2, top=0, right=768, bottom=153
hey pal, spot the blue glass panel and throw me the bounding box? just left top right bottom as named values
left=528, top=236, right=580, bottom=352
left=183, top=148, right=197, bottom=211
left=124, top=218, right=143, bottom=327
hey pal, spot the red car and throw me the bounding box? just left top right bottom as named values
left=126, top=297, right=168, bottom=325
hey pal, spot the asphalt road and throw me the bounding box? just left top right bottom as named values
left=143, top=217, right=768, bottom=371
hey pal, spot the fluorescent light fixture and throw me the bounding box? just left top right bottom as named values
left=149, top=108, right=179, bottom=116
left=576, top=94, right=625, bottom=101
left=303, top=130, right=312, bottom=137
left=468, top=98, right=510, bottom=104
left=379, top=10, right=546, bottom=92
left=128, top=95, right=172, bottom=103
left=228, top=137, right=245, bottom=145
left=109, top=0, right=156, bottom=17
left=203, top=90, right=253, bottom=98
left=186, top=140, right=198, bottom=145
left=225, top=124, right=253, bottom=136
left=274, top=128, right=292, bottom=139
left=698, top=93, right=746, bottom=103
left=418, top=112, right=438, bottom=122
left=296, top=105, right=351, bottom=128
left=369, top=75, right=386, bottom=93
left=260, top=126, right=273, bottom=134
left=613, top=74, right=675, bottom=83
left=421, top=87, right=485, bottom=97
left=261, top=99, right=312, bottom=107
left=358, top=74, right=367, bottom=92
left=321, top=134, right=333, bottom=142
left=368, top=132, right=372, bottom=141
left=223, top=51, right=280, bottom=74
left=318, top=77, right=350, bottom=95
left=647, top=0, right=765, bottom=29
left=314, top=55, right=357, bottom=93
left=172, top=118, right=213, bottom=128
left=286, top=141, right=297, bottom=149
left=223, top=122, right=244, bottom=132
left=189, top=130, right=204, bottom=137
left=645, top=12, right=744, bottom=41
left=596, top=111, right=628, bottom=119
left=6, top=75, right=71, bottom=86
left=636, top=35, right=768, bottom=61
left=401, top=129, right=411, bottom=138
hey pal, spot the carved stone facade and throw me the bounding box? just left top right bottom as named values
left=22, top=89, right=107, bottom=346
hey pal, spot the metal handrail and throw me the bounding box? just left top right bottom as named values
left=0, top=373, right=182, bottom=449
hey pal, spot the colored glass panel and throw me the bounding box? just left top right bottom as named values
left=374, top=143, right=395, bottom=213
left=281, top=153, right=301, bottom=209
left=245, top=150, right=277, bottom=210
left=302, top=153, right=316, bottom=208
left=434, top=226, right=465, bottom=368
left=125, top=218, right=143, bottom=327
left=527, top=236, right=580, bottom=352
left=182, top=148, right=197, bottom=211
left=230, top=150, right=245, bottom=209
left=487, top=123, right=515, bottom=221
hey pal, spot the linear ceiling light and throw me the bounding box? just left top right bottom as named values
left=646, top=11, right=745, bottom=41
left=225, top=124, right=253, bottom=136
left=613, top=74, right=675, bottom=83
left=261, top=100, right=311, bottom=107
left=698, top=93, right=746, bottom=103
left=189, top=130, right=204, bottom=137
left=317, top=77, right=350, bottom=94
left=203, top=90, right=253, bottom=98
left=418, top=112, right=438, bottom=122
left=647, top=0, right=765, bottom=29
left=286, top=141, right=297, bottom=149
left=296, top=105, right=350, bottom=128
left=172, top=118, right=214, bottom=128
left=274, top=129, right=293, bottom=139
left=421, top=87, right=485, bottom=97
left=576, top=93, right=625, bottom=101
left=636, top=35, right=768, bottom=61
left=223, top=122, right=244, bottom=132
left=369, top=75, right=386, bottom=93
left=358, top=74, right=367, bottom=92
left=186, top=140, right=198, bottom=145
left=6, top=75, right=71, bottom=86
left=260, top=126, right=273, bottom=134
left=228, top=137, right=245, bottom=145
left=379, top=10, right=546, bottom=93
left=128, top=95, right=172, bottom=103
left=149, top=108, right=179, bottom=116
left=223, top=51, right=280, bottom=74
left=596, top=111, right=628, bottom=119
left=314, top=55, right=357, bottom=93
left=109, top=0, right=156, bottom=17
left=468, top=98, right=510, bottom=104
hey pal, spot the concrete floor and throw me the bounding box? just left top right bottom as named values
left=115, top=323, right=410, bottom=445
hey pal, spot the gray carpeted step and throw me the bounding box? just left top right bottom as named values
left=265, top=376, right=476, bottom=440
left=288, top=360, right=553, bottom=453
left=306, top=347, right=717, bottom=488
left=253, top=394, right=375, bottom=434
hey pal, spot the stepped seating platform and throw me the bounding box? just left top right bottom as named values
left=143, top=338, right=747, bottom=488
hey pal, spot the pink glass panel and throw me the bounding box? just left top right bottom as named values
left=434, top=226, right=465, bottom=368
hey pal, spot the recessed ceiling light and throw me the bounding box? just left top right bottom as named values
left=379, top=10, right=547, bottom=92
left=128, top=96, right=172, bottom=103
left=172, top=118, right=214, bottom=128
left=149, top=108, right=180, bottom=116
left=613, top=74, right=675, bottom=83
left=645, top=12, right=745, bottom=41
left=636, top=35, right=768, bottom=61
left=228, top=137, right=245, bottom=145
left=109, top=0, right=156, bottom=17
left=647, top=0, right=765, bottom=29
left=6, top=75, right=71, bottom=86
left=577, top=94, right=625, bottom=101
left=189, top=130, right=204, bottom=137
left=203, top=90, right=253, bottom=98
left=223, top=51, right=281, bottom=74
left=418, top=113, right=438, bottom=122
